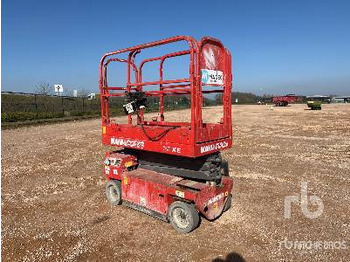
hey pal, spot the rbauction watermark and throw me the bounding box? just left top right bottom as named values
left=279, top=238, right=347, bottom=250
left=284, top=182, right=324, bottom=219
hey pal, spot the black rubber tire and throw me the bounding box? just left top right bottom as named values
left=105, top=180, right=122, bottom=206
left=223, top=194, right=232, bottom=212
left=168, top=201, right=199, bottom=233
left=221, top=160, right=229, bottom=176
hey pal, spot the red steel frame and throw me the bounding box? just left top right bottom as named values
left=99, top=36, right=233, bottom=158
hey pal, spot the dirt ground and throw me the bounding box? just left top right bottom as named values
left=2, top=104, right=350, bottom=261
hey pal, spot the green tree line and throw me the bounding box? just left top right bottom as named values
left=1, top=91, right=271, bottom=123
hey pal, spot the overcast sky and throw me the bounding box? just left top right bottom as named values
left=2, top=0, right=350, bottom=96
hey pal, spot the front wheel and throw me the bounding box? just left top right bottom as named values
left=105, top=180, right=122, bottom=205
left=168, top=201, right=199, bottom=233
left=223, top=194, right=232, bottom=212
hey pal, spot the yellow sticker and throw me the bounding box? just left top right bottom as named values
left=102, top=126, right=106, bottom=134
left=175, top=190, right=185, bottom=198
left=124, top=161, right=133, bottom=167
left=213, top=202, right=218, bottom=210
left=123, top=177, right=128, bottom=185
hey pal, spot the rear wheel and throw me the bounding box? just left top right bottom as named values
left=105, top=180, right=122, bottom=205
left=169, top=201, right=199, bottom=233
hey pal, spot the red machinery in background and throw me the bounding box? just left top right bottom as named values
left=100, top=36, right=234, bottom=233
left=272, top=94, right=296, bottom=106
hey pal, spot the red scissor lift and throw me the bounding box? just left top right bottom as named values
left=100, top=36, right=234, bottom=233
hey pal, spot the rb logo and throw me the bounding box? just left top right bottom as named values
left=284, top=182, right=324, bottom=219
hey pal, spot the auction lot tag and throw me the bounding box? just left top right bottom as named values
left=201, top=69, right=224, bottom=85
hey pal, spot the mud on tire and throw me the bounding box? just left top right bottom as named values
left=105, top=180, right=122, bottom=205
left=168, top=201, right=199, bottom=233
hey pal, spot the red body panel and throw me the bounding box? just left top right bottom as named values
left=99, top=36, right=233, bottom=158
left=194, top=176, right=233, bottom=220
left=122, top=170, right=174, bottom=215
left=104, top=153, right=233, bottom=220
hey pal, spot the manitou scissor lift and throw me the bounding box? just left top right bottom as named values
left=100, top=36, right=234, bottom=233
